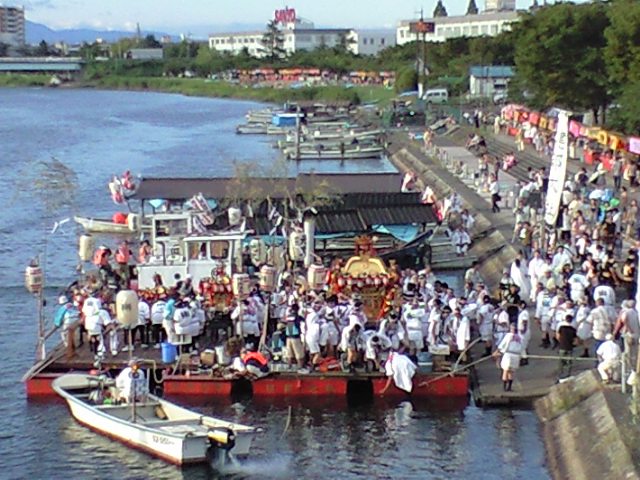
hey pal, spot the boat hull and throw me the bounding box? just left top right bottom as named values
left=29, top=371, right=469, bottom=399
left=163, top=372, right=469, bottom=398
left=60, top=391, right=208, bottom=465
left=74, top=216, right=134, bottom=235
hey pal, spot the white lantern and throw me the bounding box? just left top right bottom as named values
left=116, top=290, right=139, bottom=328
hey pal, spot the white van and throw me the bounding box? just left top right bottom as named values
left=423, top=88, right=449, bottom=104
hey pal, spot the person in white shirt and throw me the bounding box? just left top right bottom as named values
left=517, top=301, right=531, bottom=365
left=596, top=334, right=622, bottom=383
left=528, top=251, right=547, bottom=302
left=305, top=301, right=324, bottom=369
left=115, top=359, right=149, bottom=403
left=83, top=295, right=104, bottom=357
left=489, top=174, right=501, bottom=213
left=135, top=299, right=150, bottom=349
left=380, top=351, right=417, bottom=395
left=451, top=226, right=471, bottom=256
left=150, top=297, right=166, bottom=348
left=590, top=298, right=612, bottom=355
left=403, top=297, right=426, bottom=353
left=477, top=295, right=494, bottom=357
left=494, top=323, right=523, bottom=391
left=593, top=282, right=616, bottom=307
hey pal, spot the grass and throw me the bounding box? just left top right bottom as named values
left=0, top=73, right=398, bottom=107
left=0, top=74, right=51, bottom=87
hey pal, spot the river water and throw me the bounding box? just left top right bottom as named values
left=0, top=88, right=549, bottom=479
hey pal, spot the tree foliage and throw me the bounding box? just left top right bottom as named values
left=261, top=21, right=286, bottom=62
left=511, top=2, right=610, bottom=119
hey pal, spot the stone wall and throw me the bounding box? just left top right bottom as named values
left=535, top=371, right=640, bottom=480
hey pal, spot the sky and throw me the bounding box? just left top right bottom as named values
left=22, top=0, right=589, bottom=36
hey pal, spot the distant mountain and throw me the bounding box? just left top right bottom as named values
left=26, top=20, right=178, bottom=45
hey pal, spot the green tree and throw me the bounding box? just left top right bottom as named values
left=395, top=66, right=418, bottom=93
left=261, top=20, right=286, bottom=62
left=604, top=0, right=640, bottom=93
left=140, top=34, right=162, bottom=48
left=36, top=40, right=50, bottom=56
left=512, top=3, right=610, bottom=122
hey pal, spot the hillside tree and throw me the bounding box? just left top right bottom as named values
left=261, top=21, right=286, bottom=62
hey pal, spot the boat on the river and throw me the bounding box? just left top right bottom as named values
left=74, top=215, right=140, bottom=235
left=285, top=145, right=385, bottom=160
left=53, top=373, right=260, bottom=465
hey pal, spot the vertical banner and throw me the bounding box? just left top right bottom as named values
left=544, top=110, right=570, bottom=226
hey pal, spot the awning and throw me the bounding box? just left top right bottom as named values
left=373, top=224, right=421, bottom=243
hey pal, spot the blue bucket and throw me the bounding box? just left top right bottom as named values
left=161, top=342, right=177, bottom=363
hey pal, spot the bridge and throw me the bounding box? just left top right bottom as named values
left=0, top=57, right=84, bottom=73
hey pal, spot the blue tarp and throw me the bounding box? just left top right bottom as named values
left=373, top=224, right=420, bottom=243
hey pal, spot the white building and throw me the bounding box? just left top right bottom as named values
left=485, top=0, right=516, bottom=12
left=0, top=5, right=25, bottom=46
left=209, top=14, right=393, bottom=58
left=348, top=29, right=396, bottom=56
left=469, top=65, right=514, bottom=98
left=397, top=11, right=519, bottom=45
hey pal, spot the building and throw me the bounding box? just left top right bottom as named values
left=0, top=5, right=25, bottom=47
left=397, top=11, right=519, bottom=44
left=208, top=8, right=393, bottom=58
left=485, top=0, right=516, bottom=12
left=468, top=65, right=514, bottom=99
left=347, top=29, right=396, bottom=56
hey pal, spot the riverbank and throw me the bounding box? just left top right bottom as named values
left=536, top=371, right=640, bottom=480
left=0, top=73, right=396, bottom=106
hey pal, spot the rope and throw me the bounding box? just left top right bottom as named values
left=417, top=354, right=494, bottom=388
left=279, top=405, right=293, bottom=440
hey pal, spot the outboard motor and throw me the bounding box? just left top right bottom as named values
left=208, top=427, right=236, bottom=450
left=208, top=427, right=237, bottom=467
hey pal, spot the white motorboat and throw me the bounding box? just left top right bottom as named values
left=74, top=215, right=139, bottom=235
left=53, top=373, right=260, bottom=465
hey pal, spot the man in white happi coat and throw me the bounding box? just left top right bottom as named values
left=535, top=284, right=555, bottom=348
left=451, top=226, right=471, bottom=256
left=568, top=268, right=589, bottom=303
left=517, top=301, right=531, bottom=365
left=593, top=282, right=616, bottom=307
left=596, top=334, right=622, bottom=383
left=528, top=250, right=547, bottom=302
left=402, top=297, right=426, bottom=352
left=477, top=295, right=494, bottom=356
left=590, top=298, right=613, bottom=354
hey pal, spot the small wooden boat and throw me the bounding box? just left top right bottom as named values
left=53, top=373, right=260, bottom=465
left=74, top=215, right=138, bottom=235
left=285, top=146, right=385, bottom=160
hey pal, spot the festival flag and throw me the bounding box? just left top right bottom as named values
left=544, top=110, right=570, bottom=226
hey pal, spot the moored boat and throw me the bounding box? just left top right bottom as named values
left=285, top=146, right=385, bottom=160
left=53, top=373, right=260, bottom=465
left=74, top=215, right=141, bottom=235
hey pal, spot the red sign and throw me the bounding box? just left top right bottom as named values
left=410, top=21, right=435, bottom=34
left=275, top=7, right=296, bottom=24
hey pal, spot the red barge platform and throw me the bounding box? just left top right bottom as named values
left=24, top=344, right=469, bottom=401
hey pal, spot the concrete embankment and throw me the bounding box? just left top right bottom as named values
left=389, top=135, right=519, bottom=288
left=535, top=371, right=640, bottom=480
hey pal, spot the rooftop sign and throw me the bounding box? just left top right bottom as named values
left=275, top=7, right=296, bottom=25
